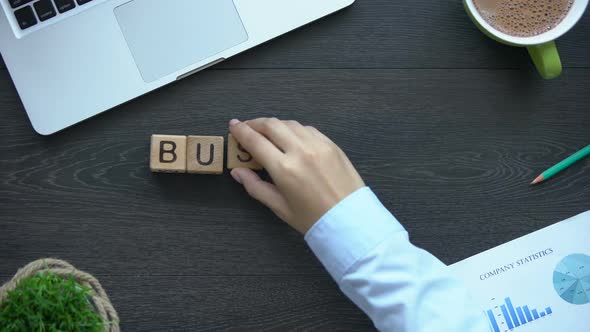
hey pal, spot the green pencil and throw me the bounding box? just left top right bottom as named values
left=531, top=144, right=590, bottom=185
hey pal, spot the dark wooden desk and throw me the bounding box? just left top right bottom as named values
left=1, top=1, right=589, bottom=330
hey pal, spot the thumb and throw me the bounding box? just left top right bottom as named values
left=231, top=168, right=291, bottom=222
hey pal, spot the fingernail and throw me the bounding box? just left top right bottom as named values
left=231, top=170, right=242, bottom=184
left=229, top=119, right=241, bottom=127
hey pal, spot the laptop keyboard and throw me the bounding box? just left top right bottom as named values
left=11, top=0, right=93, bottom=30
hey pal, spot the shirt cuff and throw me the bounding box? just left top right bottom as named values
left=304, top=186, right=405, bottom=282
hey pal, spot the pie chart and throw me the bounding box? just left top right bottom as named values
left=553, top=254, right=590, bottom=305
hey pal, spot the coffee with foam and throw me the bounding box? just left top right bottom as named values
left=473, top=0, right=573, bottom=37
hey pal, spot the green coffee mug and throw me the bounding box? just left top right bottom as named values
left=463, top=0, right=588, bottom=79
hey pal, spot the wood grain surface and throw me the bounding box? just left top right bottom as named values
left=1, top=1, right=589, bottom=331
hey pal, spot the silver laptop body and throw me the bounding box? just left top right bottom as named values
left=0, top=0, right=354, bottom=134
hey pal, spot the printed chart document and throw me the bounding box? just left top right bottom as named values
left=450, top=211, right=590, bottom=332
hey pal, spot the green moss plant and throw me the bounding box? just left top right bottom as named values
left=0, top=271, right=104, bottom=332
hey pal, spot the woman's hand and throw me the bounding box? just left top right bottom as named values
left=229, top=118, right=365, bottom=234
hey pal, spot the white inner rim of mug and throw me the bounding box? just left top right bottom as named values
left=465, top=0, right=588, bottom=45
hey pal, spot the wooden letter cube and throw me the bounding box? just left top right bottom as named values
left=227, top=134, right=262, bottom=170
left=150, top=135, right=187, bottom=173
left=186, top=136, right=224, bottom=174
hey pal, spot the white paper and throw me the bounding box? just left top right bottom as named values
left=450, top=211, right=590, bottom=332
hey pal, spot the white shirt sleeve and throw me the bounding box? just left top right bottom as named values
left=304, top=187, right=490, bottom=332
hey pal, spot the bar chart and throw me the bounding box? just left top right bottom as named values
left=486, top=297, right=552, bottom=332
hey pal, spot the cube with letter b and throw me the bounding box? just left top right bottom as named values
left=150, top=135, right=187, bottom=173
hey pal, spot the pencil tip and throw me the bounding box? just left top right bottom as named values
left=531, top=175, right=544, bottom=185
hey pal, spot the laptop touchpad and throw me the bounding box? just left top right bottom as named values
left=115, top=0, right=248, bottom=83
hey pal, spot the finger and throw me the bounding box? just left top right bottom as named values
left=245, top=118, right=302, bottom=152
left=230, top=119, right=284, bottom=168
left=283, top=120, right=313, bottom=141
left=305, top=126, right=334, bottom=144
left=231, top=168, right=291, bottom=221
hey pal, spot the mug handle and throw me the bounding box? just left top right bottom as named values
left=527, top=41, right=562, bottom=79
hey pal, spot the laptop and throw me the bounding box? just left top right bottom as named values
left=0, top=0, right=354, bottom=135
